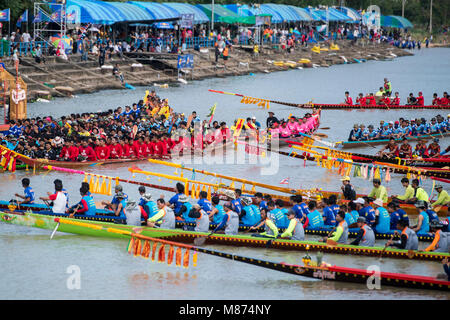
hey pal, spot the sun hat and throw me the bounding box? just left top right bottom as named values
left=354, top=198, right=365, bottom=205
left=340, top=176, right=350, bottom=181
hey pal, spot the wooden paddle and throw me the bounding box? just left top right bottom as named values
left=379, top=234, right=395, bottom=261
left=193, top=231, right=215, bottom=246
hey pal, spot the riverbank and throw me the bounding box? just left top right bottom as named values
left=2, top=40, right=414, bottom=103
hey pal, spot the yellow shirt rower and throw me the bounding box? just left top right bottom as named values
left=367, top=179, right=388, bottom=203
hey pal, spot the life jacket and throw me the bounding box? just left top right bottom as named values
left=290, top=218, right=305, bottom=241
left=402, top=227, right=419, bottom=250
left=360, top=224, right=375, bottom=247
left=194, top=209, right=210, bottom=233
left=224, top=210, right=239, bottom=235
left=336, top=220, right=349, bottom=244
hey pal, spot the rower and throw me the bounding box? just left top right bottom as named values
left=212, top=203, right=239, bottom=235
left=345, top=202, right=359, bottom=226
left=254, top=192, right=267, bottom=211
left=53, top=179, right=69, bottom=209
left=372, top=198, right=390, bottom=234
left=344, top=91, right=353, bottom=105
left=376, top=138, right=399, bottom=159
left=424, top=201, right=440, bottom=223
left=68, top=185, right=96, bottom=217
left=113, top=192, right=127, bottom=218
left=383, top=78, right=392, bottom=96
left=387, top=202, right=403, bottom=230
left=392, top=178, right=414, bottom=204
left=306, top=200, right=324, bottom=228
left=280, top=209, right=305, bottom=241
left=188, top=204, right=210, bottom=233
left=322, top=211, right=348, bottom=244
left=168, top=183, right=186, bottom=216
left=231, top=189, right=243, bottom=214
left=432, top=185, right=450, bottom=209
left=322, top=195, right=338, bottom=226
left=249, top=208, right=279, bottom=238
left=178, top=196, right=194, bottom=224
left=289, top=195, right=308, bottom=222
left=39, top=180, right=67, bottom=214
left=427, top=138, right=441, bottom=158
left=350, top=217, right=375, bottom=247
left=409, top=178, right=429, bottom=204
left=411, top=200, right=430, bottom=234
left=209, top=195, right=226, bottom=224
left=14, top=178, right=35, bottom=205
left=197, top=191, right=213, bottom=216
left=340, top=176, right=356, bottom=201
left=138, top=187, right=158, bottom=222
left=424, top=220, right=449, bottom=253
left=397, top=137, right=412, bottom=158
left=267, top=200, right=289, bottom=229
left=354, top=197, right=375, bottom=227
left=146, top=198, right=175, bottom=229
left=386, top=219, right=419, bottom=250
left=367, top=179, right=388, bottom=204
left=101, top=184, right=128, bottom=212
left=240, top=196, right=261, bottom=227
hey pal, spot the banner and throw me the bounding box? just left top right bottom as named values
left=177, top=54, right=194, bottom=69
left=0, top=9, right=10, bottom=22
left=16, top=10, right=28, bottom=27
left=180, top=13, right=194, bottom=29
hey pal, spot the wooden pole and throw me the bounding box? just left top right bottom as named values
left=429, top=0, right=433, bottom=34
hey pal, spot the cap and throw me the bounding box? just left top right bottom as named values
left=435, top=184, right=443, bottom=189
left=373, top=199, right=384, bottom=207
left=357, top=217, right=366, bottom=223
left=178, top=194, right=188, bottom=203
left=141, top=193, right=152, bottom=202
left=340, top=176, right=351, bottom=181
left=115, top=184, right=123, bottom=191
left=287, top=208, right=296, bottom=216
left=241, top=197, right=252, bottom=206
left=354, top=198, right=365, bottom=205
left=116, top=191, right=125, bottom=199
left=251, top=116, right=256, bottom=120
left=414, top=200, right=427, bottom=208
left=395, top=121, right=399, bottom=124
left=222, top=189, right=236, bottom=200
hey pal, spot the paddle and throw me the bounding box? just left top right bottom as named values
left=50, top=221, right=60, bottom=240
left=379, top=234, right=395, bottom=261
left=193, top=231, right=215, bottom=246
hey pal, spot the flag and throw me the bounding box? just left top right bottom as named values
left=33, top=11, right=43, bottom=23
left=0, top=9, right=10, bottom=22
left=279, top=178, right=290, bottom=185
left=66, top=12, right=76, bottom=23
left=50, top=9, right=61, bottom=22
left=16, top=10, right=28, bottom=27
left=207, top=103, right=217, bottom=125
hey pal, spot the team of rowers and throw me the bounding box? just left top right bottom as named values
left=343, top=80, right=449, bottom=106
left=13, top=174, right=450, bottom=253
left=348, top=115, right=449, bottom=142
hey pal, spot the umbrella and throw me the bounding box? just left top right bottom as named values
left=152, top=22, right=174, bottom=29
left=50, top=35, right=73, bottom=53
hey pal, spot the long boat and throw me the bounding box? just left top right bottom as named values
left=1, top=211, right=445, bottom=261
left=208, top=90, right=450, bottom=110
left=0, top=199, right=438, bottom=243
left=337, top=133, right=450, bottom=149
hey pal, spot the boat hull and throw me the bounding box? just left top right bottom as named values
left=339, top=133, right=450, bottom=149
left=1, top=211, right=447, bottom=261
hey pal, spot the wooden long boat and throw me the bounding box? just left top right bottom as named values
left=0, top=201, right=437, bottom=242
left=350, top=153, right=450, bottom=168
left=208, top=90, right=450, bottom=111
left=2, top=211, right=447, bottom=292
left=2, top=211, right=445, bottom=262
left=338, top=133, right=450, bottom=149
left=205, top=252, right=450, bottom=292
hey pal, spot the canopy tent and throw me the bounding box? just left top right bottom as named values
left=337, top=6, right=362, bottom=22
left=306, top=8, right=353, bottom=22
left=258, top=5, right=283, bottom=23
left=162, top=3, right=210, bottom=24
left=286, top=6, right=313, bottom=22
left=224, top=4, right=254, bottom=17
left=381, top=15, right=413, bottom=29
left=66, top=0, right=125, bottom=24
left=258, top=4, right=302, bottom=22
left=104, top=2, right=154, bottom=22
left=196, top=4, right=242, bottom=24
left=128, top=2, right=180, bottom=22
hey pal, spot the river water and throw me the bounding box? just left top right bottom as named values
left=1, top=48, right=449, bottom=300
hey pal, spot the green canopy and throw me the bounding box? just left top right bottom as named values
left=196, top=4, right=245, bottom=24
left=381, top=15, right=413, bottom=29
left=239, top=14, right=272, bottom=25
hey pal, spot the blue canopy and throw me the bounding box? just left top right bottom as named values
left=259, top=4, right=302, bottom=22
left=128, top=2, right=180, bottom=21
left=258, top=5, right=283, bottom=23
left=66, top=0, right=123, bottom=24
left=286, top=6, right=313, bottom=21
left=162, top=3, right=210, bottom=24
left=381, top=15, right=413, bottom=29
left=307, top=8, right=353, bottom=22
left=338, top=6, right=362, bottom=21
left=224, top=4, right=254, bottom=17
left=104, top=2, right=154, bottom=21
